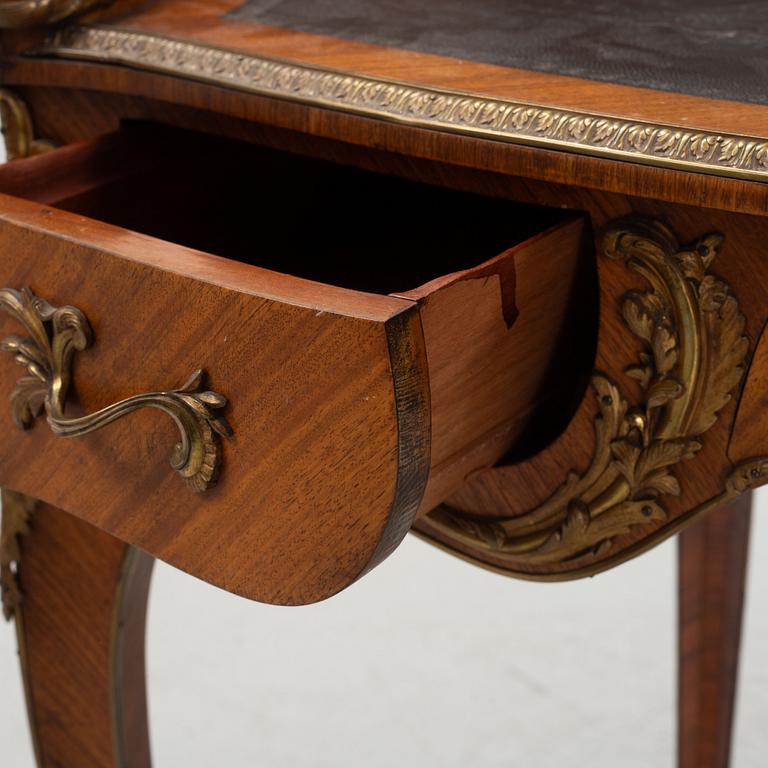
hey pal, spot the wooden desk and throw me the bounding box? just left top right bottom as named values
left=0, top=2, right=765, bottom=765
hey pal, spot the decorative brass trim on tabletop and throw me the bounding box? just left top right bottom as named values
left=0, top=287, right=232, bottom=491
left=0, top=0, right=107, bottom=28
left=34, top=25, right=768, bottom=182
left=0, top=89, right=54, bottom=160
left=423, top=216, right=753, bottom=574
left=0, top=488, right=35, bottom=620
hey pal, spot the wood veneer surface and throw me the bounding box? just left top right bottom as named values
left=75, top=0, right=768, bottom=139
left=0, top=125, right=588, bottom=599
left=228, top=0, right=768, bottom=106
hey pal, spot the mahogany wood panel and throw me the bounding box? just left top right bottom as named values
left=223, top=0, right=768, bottom=108
left=14, top=499, right=153, bottom=768
left=729, top=319, right=768, bottom=464
left=414, top=190, right=768, bottom=577
left=678, top=494, right=752, bottom=768
left=0, top=127, right=594, bottom=600
left=5, top=62, right=768, bottom=218
left=0, top=6, right=764, bottom=767
left=78, top=0, right=768, bottom=138
left=0, top=128, right=157, bottom=205
left=0, top=106, right=765, bottom=581
left=0, top=175, right=415, bottom=605
left=402, top=217, right=590, bottom=511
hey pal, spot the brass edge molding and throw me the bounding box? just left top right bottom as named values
left=0, top=0, right=107, bottom=28
left=0, top=488, right=36, bottom=620
left=422, top=216, right=753, bottom=575
left=109, top=546, right=153, bottom=768
left=0, top=287, right=232, bottom=491
left=33, top=25, right=768, bottom=182
left=0, top=89, right=54, bottom=160
left=413, top=456, right=768, bottom=582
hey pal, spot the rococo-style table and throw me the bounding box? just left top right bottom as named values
left=0, top=2, right=766, bottom=766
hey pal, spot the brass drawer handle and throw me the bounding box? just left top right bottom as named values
left=0, top=288, right=232, bottom=492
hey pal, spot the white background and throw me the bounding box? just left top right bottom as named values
left=0, top=491, right=765, bottom=767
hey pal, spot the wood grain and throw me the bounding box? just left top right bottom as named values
left=5, top=24, right=768, bottom=215
left=0, top=141, right=416, bottom=604
left=729, top=319, right=768, bottom=465
left=678, top=494, right=752, bottom=768
left=401, top=217, right=591, bottom=512
left=80, top=0, right=768, bottom=138
left=0, top=126, right=592, bottom=601
left=0, top=118, right=764, bottom=586
left=414, top=191, right=768, bottom=578
left=13, top=499, right=153, bottom=768
left=0, top=6, right=763, bottom=767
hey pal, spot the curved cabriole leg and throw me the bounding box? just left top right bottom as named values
left=2, top=492, right=154, bottom=768
left=678, top=492, right=751, bottom=768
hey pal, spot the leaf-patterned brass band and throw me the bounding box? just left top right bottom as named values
left=425, top=216, right=750, bottom=568
left=0, top=288, right=232, bottom=491
left=36, top=25, right=768, bottom=181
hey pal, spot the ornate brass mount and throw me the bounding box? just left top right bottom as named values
left=41, top=25, right=768, bottom=181
left=0, top=0, right=106, bottom=28
left=0, top=90, right=54, bottom=160
left=0, top=288, right=232, bottom=491
left=425, top=217, right=752, bottom=571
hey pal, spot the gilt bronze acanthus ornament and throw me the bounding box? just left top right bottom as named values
left=0, top=0, right=107, bottom=28
left=0, top=90, right=54, bottom=160
left=425, top=217, right=752, bottom=571
left=0, top=288, right=232, bottom=491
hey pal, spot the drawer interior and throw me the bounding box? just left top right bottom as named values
left=0, top=120, right=599, bottom=602
left=0, top=123, right=572, bottom=296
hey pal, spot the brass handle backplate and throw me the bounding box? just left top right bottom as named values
left=0, top=287, right=232, bottom=491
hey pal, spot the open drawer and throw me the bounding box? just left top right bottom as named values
left=0, top=124, right=589, bottom=604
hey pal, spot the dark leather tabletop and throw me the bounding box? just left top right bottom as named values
left=229, top=0, right=768, bottom=105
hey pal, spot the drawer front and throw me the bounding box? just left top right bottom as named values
left=0, top=123, right=590, bottom=602
left=0, top=194, right=430, bottom=605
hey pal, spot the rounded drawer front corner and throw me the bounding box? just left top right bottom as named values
left=0, top=123, right=589, bottom=603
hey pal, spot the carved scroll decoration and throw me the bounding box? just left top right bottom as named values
left=425, top=217, right=750, bottom=568
left=0, top=288, right=232, bottom=491
left=0, top=0, right=107, bottom=28
left=0, top=489, right=35, bottom=620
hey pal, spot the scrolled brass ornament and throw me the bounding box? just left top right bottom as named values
left=0, top=0, right=107, bottom=28
left=426, top=216, right=750, bottom=569
left=0, top=90, right=55, bottom=160
left=0, top=287, right=232, bottom=491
